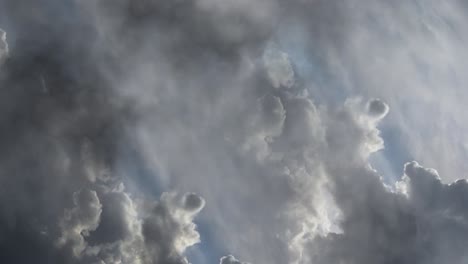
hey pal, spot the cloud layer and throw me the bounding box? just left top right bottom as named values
left=1, top=0, right=468, bottom=264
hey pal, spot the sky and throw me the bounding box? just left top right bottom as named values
left=2, top=0, right=468, bottom=263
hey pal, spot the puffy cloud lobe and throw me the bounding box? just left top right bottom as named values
left=57, top=189, right=102, bottom=257
left=183, top=192, right=206, bottom=212
left=220, top=255, right=250, bottom=264
left=367, top=98, right=389, bottom=119
left=83, top=184, right=145, bottom=263
left=277, top=98, right=389, bottom=264
left=402, top=161, right=468, bottom=226
left=56, top=181, right=205, bottom=264
left=142, top=192, right=205, bottom=263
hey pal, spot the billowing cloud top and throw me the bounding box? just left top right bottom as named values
left=220, top=255, right=250, bottom=264
left=367, top=98, right=389, bottom=119
left=1, top=0, right=468, bottom=264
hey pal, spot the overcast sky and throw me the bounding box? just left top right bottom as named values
left=1, top=0, right=468, bottom=263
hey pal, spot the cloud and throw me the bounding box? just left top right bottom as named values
left=55, top=175, right=205, bottom=264
left=1, top=1, right=468, bottom=264
left=301, top=160, right=468, bottom=264
left=367, top=98, right=389, bottom=119
left=57, top=189, right=103, bottom=257
left=0, top=28, right=7, bottom=65
left=279, top=0, right=468, bottom=182
left=263, top=43, right=295, bottom=89
left=142, top=192, right=205, bottom=263
left=220, top=255, right=250, bottom=264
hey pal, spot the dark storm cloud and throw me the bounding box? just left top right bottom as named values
left=0, top=0, right=208, bottom=262
left=2, top=0, right=468, bottom=264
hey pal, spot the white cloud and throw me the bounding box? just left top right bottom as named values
left=57, top=189, right=103, bottom=257
left=220, top=255, right=250, bottom=264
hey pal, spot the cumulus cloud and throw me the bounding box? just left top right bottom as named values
left=1, top=0, right=468, bottom=264
left=303, top=160, right=468, bottom=264
left=56, top=180, right=205, bottom=264
left=142, top=192, right=205, bottom=263
left=279, top=0, right=468, bottom=182
left=57, top=189, right=102, bottom=257
left=220, top=255, right=250, bottom=264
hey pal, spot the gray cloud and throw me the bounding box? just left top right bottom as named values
left=304, top=161, right=468, bottom=264
left=0, top=28, right=7, bottom=65
left=1, top=1, right=468, bottom=264
left=57, top=189, right=103, bottom=257
left=279, top=0, right=468, bottom=182
left=367, top=98, right=389, bottom=119
left=56, top=177, right=205, bottom=264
